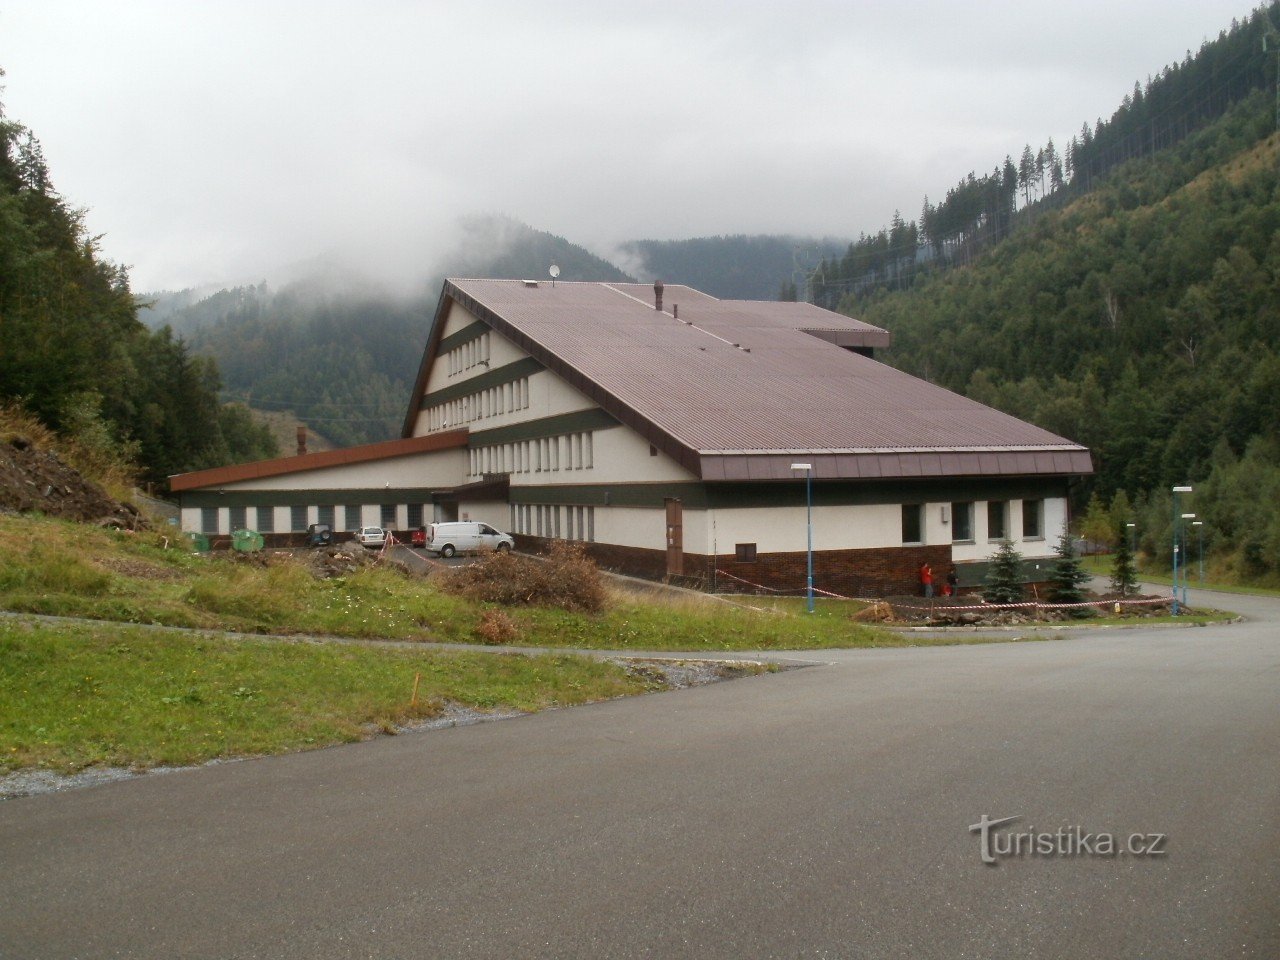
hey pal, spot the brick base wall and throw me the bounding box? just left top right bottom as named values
left=514, top=536, right=958, bottom=598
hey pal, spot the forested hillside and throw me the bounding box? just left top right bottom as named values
left=851, top=89, right=1280, bottom=581
left=143, top=217, right=636, bottom=447
left=618, top=235, right=849, bottom=301
left=0, top=75, right=276, bottom=487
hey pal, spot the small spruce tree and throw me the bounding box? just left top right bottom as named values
left=983, top=539, right=1025, bottom=604
left=1047, top=533, right=1092, bottom=617
left=1110, top=522, right=1139, bottom=598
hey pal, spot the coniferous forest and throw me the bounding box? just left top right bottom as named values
left=820, top=6, right=1280, bottom=582
left=0, top=74, right=277, bottom=487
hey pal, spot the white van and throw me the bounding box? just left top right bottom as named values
left=425, top=521, right=515, bottom=558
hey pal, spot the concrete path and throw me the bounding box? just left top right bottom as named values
left=1, top=587, right=1277, bottom=959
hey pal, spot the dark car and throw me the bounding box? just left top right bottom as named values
left=306, top=523, right=333, bottom=548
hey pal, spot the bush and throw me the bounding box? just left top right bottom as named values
left=474, top=609, right=521, bottom=645
left=444, top=542, right=606, bottom=613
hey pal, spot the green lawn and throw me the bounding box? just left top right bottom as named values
left=1080, top=554, right=1280, bottom=598
left=0, top=618, right=661, bottom=773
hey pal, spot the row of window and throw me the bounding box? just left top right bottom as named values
left=509, top=503, right=596, bottom=542
left=201, top=503, right=424, bottom=535
left=446, top=332, right=490, bottom=377
left=901, top=499, right=1043, bottom=545
left=468, top=431, right=595, bottom=477
left=426, top=376, right=531, bottom=431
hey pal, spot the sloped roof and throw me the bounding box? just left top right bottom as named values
left=170, top=430, right=469, bottom=492
left=405, top=279, right=1091, bottom=481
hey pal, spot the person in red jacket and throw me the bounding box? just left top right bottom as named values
left=919, top=561, right=934, bottom=598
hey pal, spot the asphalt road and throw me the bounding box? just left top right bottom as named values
left=2, top=586, right=1277, bottom=959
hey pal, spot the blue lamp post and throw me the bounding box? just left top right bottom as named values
left=1126, top=522, right=1137, bottom=571
left=1171, top=485, right=1192, bottom=614
left=1180, top=513, right=1196, bottom=607
left=792, top=462, right=814, bottom=613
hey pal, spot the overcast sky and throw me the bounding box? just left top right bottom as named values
left=0, top=0, right=1258, bottom=292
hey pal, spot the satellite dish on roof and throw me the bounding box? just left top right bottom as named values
left=549, top=264, right=560, bottom=288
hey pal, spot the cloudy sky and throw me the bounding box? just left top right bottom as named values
left=0, top=0, right=1257, bottom=292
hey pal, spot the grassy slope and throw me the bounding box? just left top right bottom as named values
left=0, top=515, right=903, bottom=651
left=0, top=618, right=654, bottom=773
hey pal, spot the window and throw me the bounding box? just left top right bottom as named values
left=1022, top=499, right=1043, bottom=539
left=380, top=504, right=397, bottom=528
left=901, top=504, right=923, bottom=544
left=951, top=502, right=973, bottom=542
left=408, top=503, right=423, bottom=528
left=583, top=432, right=593, bottom=469
left=318, top=504, right=335, bottom=527
left=344, top=504, right=362, bottom=530
left=256, top=506, right=274, bottom=534
left=735, top=543, right=758, bottom=563
left=229, top=505, right=246, bottom=531
left=566, top=507, right=575, bottom=541
left=201, top=507, right=219, bottom=534
left=987, top=501, right=1007, bottom=540
left=290, top=505, right=308, bottom=531
left=587, top=506, right=595, bottom=542
left=575, top=506, right=585, bottom=540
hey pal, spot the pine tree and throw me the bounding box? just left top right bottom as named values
left=1110, top=523, right=1139, bottom=597
left=1047, top=533, right=1092, bottom=616
left=983, top=539, right=1025, bottom=604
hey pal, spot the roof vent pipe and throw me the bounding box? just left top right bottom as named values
left=296, top=426, right=308, bottom=457
left=654, top=280, right=663, bottom=312
left=673, top=304, right=678, bottom=320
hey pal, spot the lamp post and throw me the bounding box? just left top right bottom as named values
left=1125, top=521, right=1136, bottom=570
left=1180, top=513, right=1196, bottom=607
left=1192, top=520, right=1204, bottom=583
left=791, top=463, right=814, bottom=613
left=1171, top=485, right=1193, bottom=615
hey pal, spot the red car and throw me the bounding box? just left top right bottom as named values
left=410, top=526, right=427, bottom=548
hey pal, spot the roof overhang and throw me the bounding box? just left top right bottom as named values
left=698, top=447, right=1094, bottom=481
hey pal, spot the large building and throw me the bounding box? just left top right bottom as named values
left=171, top=279, right=1092, bottom=595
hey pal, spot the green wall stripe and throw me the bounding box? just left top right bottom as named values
left=421, top=357, right=544, bottom=407
left=180, top=488, right=439, bottom=509
left=437, top=320, right=490, bottom=354
left=468, top=408, right=620, bottom=446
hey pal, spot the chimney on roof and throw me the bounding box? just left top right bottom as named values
left=296, top=426, right=307, bottom=457
left=654, top=280, right=663, bottom=312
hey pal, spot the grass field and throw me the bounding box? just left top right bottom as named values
left=0, top=617, right=664, bottom=773
left=1080, top=554, right=1280, bottom=598
left=0, top=515, right=908, bottom=651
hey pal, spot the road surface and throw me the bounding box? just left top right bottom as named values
left=2, top=585, right=1277, bottom=958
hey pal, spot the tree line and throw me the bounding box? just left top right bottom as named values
left=0, top=72, right=276, bottom=487
left=807, top=3, right=1280, bottom=308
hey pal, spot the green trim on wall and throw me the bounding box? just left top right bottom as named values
left=180, top=488, right=439, bottom=509
left=469, top=408, right=621, bottom=447
left=437, top=320, right=490, bottom=354
left=510, top=483, right=708, bottom=509
left=421, top=357, right=544, bottom=408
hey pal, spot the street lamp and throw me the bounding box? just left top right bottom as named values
left=1125, top=522, right=1136, bottom=569
left=1192, top=520, right=1204, bottom=583
left=791, top=463, right=814, bottom=613
left=1171, top=485, right=1193, bottom=615
left=1180, top=513, right=1196, bottom=607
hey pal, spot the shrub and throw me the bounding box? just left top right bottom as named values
left=444, top=542, right=606, bottom=613
left=474, top=609, right=521, bottom=645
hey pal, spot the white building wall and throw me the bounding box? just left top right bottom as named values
left=210, top=450, right=467, bottom=493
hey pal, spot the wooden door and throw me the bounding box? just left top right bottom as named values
left=665, top=498, right=683, bottom=577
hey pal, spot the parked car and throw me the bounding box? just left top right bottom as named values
left=425, top=521, right=514, bottom=558
left=305, top=523, right=333, bottom=548
left=411, top=526, right=427, bottom=548
left=354, top=526, right=387, bottom=548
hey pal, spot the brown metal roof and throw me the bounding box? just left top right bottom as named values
left=169, top=430, right=470, bottom=492
left=404, top=280, right=1092, bottom=481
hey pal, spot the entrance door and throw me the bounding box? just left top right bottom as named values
left=665, top=498, right=683, bottom=577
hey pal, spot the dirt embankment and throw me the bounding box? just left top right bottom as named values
left=0, top=436, right=143, bottom=529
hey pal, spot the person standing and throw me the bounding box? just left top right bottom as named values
left=920, top=561, right=933, bottom=598
left=946, top=565, right=959, bottom=597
